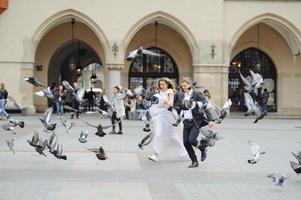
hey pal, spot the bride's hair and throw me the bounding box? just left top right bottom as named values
left=157, top=77, right=175, bottom=90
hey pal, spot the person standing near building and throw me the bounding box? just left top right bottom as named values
left=54, top=84, right=66, bottom=116
left=0, top=83, right=9, bottom=119
left=179, top=78, right=214, bottom=168
left=148, top=77, right=187, bottom=162
left=109, top=86, right=126, bottom=134
left=261, top=88, right=270, bottom=113
left=87, top=87, right=96, bottom=111
left=71, top=82, right=81, bottom=119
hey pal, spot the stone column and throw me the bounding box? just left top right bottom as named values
left=193, top=64, right=229, bottom=107
left=106, top=63, right=124, bottom=98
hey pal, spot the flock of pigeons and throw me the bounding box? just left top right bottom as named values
left=0, top=46, right=300, bottom=188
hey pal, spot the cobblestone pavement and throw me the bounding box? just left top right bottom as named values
left=0, top=114, right=300, bottom=200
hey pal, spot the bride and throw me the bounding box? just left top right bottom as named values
left=148, top=77, right=187, bottom=162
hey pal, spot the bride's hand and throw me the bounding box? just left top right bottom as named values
left=163, top=100, right=171, bottom=108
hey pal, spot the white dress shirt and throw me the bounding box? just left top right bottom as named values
left=183, top=90, right=193, bottom=120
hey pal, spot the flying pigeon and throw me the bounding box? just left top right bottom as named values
left=59, top=117, right=74, bottom=133
left=213, top=99, right=232, bottom=124
left=52, top=142, right=67, bottom=160
left=79, top=131, right=88, bottom=143
left=6, top=138, right=15, bottom=154
left=7, top=95, right=22, bottom=111
left=81, top=119, right=120, bottom=137
left=8, top=118, right=25, bottom=128
left=247, top=140, right=265, bottom=164
left=63, top=105, right=79, bottom=113
left=290, top=161, right=301, bottom=174
left=199, top=129, right=222, bottom=147
left=24, top=77, right=45, bottom=87
left=34, top=87, right=55, bottom=99
left=291, top=151, right=301, bottom=164
left=34, top=138, right=48, bottom=157
left=1, top=122, right=17, bottom=134
left=267, top=174, right=288, bottom=186
left=86, top=146, right=108, bottom=160
left=138, top=131, right=154, bottom=150
left=47, top=131, right=58, bottom=153
left=40, top=107, right=56, bottom=131
left=244, top=92, right=266, bottom=123
left=126, top=47, right=163, bottom=61
left=62, top=80, right=84, bottom=103
left=249, top=70, right=264, bottom=89
left=27, top=131, right=40, bottom=147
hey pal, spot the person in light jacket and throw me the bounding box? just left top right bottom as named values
left=109, top=86, right=126, bottom=134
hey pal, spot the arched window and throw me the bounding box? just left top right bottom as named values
left=128, top=47, right=179, bottom=89
left=229, top=48, right=277, bottom=112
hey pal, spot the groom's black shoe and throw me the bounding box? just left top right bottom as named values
left=188, top=161, right=199, bottom=168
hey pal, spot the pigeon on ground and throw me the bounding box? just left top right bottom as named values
left=126, top=47, right=163, bottom=61
left=244, top=92, right=266, bottom=123
left=8, top=118, right=24, bottom=128
left=40, top=107, right=56, bottom=131
left=81, top=119, right=119, bottom=137
left=6, top=138, right=15, bottom=154
left=24, top=77, right=45, bottom=87
left=79, top=131, right=88, bottom=143
left=34, top=87, right=55, bottom=100
left=47, top=131, right=58, bottom=153
left=290, top=161, right=301, bottom=174
left=267, top=174, right=288, bottom=186
left=86, top=146, right=108, bottom=160
left=247, top=140, right=265, bottom=164
left=52, top=142, right=67, bottom=160
left=291, top=151, right=301, bottom=164
left=138, top=131, right=154, bottom=150
left=59, top=117, right=74, bottom=133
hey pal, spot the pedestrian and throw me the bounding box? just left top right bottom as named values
left=261, top=88, right=270, bottom=113
left=87, top=87, right=96, bottom=111
left=179, top=77, right=214, bottom=168
left=109, top=86, right=126, bottom=134
left=71, top=82, right=81, bottom=119
left=148, top=77, right=187, bottom=162
left=0, top=83, right=9, bottom=119
left=54, top=85, right=66, bottom=116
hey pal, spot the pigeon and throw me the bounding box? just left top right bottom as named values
left=59, top=117, right=74, bottom=133
left=81, top=119, right=119, bottom=137
left=8, top=118, right=25, bottom=128
left=79, top=131, right=88, bottom=143
left=27, top=131, right=40, bottom=147
left=291, top=151, right=301, bottom=164
left=86, top=146, right=108, bottom=160
left=6, top=138, right=15, bottom=154
left=40, top=107, right=57, bottom=131
left=7, top=95, right=22, bottom=111
left=62, top=80, right=84, bottom=103
left=52, top=142, right=67, bottom=160
left=249, top=70, right=264, bottom=89
left=240, top=72, right=254, bottom=92
left=247, top=140, right=265, bottom=164
left=213, top=99, right=232, bottom=124
left=244, top=92, right=266, bottom=123
left=126, top=47, right=163, bottom=61
left=267, top=174, right=288, bottom=186
left=1, top=122, right=17, bottom=134
left=133, top=86, right=145, bottom=96
left=199, top=129, right=223, bottom=147
left=138, top=131, right=154, bottom=150
left=62, top=80, right=75, bottom=92
left=24, top=76, right=45, bottom=87
left=34, top=87, right=55, bottom=100
left=290, top=161, right=301, bottom=174
left=34, top=138, right=48, bottom=157
left=47, top=131, right=58, bottom=152
left=63, top=104, right=79, bottom=113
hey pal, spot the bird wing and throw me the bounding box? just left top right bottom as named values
left=43, top=107, right=53, bottom=124
left=85, top=148, right=99, bottom=154
left=7, top=95, right=22, bottom=110
left=102, top=120, right=122, bottom=129
left=62, top=80, right=74, bottom=92
left=244, top=93, right=254, bottom=110
left=126, top=49, right=139, bottom=60
left=267, top=174, right=279, bottom=182
left=80, top=119, right=98, bottom=128
left=141, top=48, right=163, bottom=57
left=63, top=105, right=79, bottom=112
left=240, top=72, right=252, bottom=86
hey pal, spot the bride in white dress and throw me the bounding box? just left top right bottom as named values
left=148, top=77, right=187, bottom=162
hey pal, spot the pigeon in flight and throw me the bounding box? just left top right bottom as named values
left=138, top=131, right=154, bottom=150
left=8, top=118, right=25, bottom=128
left=81, top=119, right=120, bottom=137
left=24, top=77, right=45, bottom=87
left=34, top=87, right=55, bottom=100
left=7, top=95, right=22, bottom=111
left=126, top=47, right=164, bottom=61
left=51, top=142, right=67, bottom=160
left=59, top=117, right=74, bottom=133
left=250, top=70, right=264, bottom=89
left=63, top=105, right=79, bottom=113
left=62, top=80, right=84, bottom=103
left=34, top=138, right=48, bottom=157
left=291, top=151, right=301, bottom=164
left=267, top=174, right=288, bottom=186
left=244, top=92, right=266, bottom=123
left=27, top=131, right=40, bottom=147
left=1, top=122, right=17, bottom=134
left=40, top=107, right=56, bottom=131
left=290, top=161, right=301, bottom=174
left=47, top=131, right=58, bottom=153
left=6, top=138, right=15, bottom=154
left=86, top=146, right=108, bottom=160
left=247, top=140, right=265, bottom=164
left=79, top=130, right=88, bottom=143
left=199, top=129, right=222, bottom=147
left=211, top=99, right=232, bottom=124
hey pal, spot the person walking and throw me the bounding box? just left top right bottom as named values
left=0, top=83, right=9, bottom=119
left=87, top=87, right=96, bottom=111
left=109, top=86, right=126, bottom=134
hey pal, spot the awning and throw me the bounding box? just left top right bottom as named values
left=0, top=0, right=8, bottom=15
